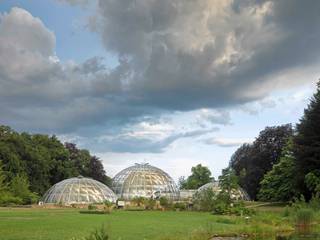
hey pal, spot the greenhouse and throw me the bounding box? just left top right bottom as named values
left=197, top=181, right=250, bottom=201
left=42, top=176, right=117, bottom=205
left=112, top=163, right=179, bottom=200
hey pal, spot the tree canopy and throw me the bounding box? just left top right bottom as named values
left=230, top=124, right=293, bottom=199
left=179, top=164, right=213, bottom=189
left=0, top=125, right=112, bottom=201
left=294, top=81, right=320, bottom=198
left=258, top=138, right=297, bottom=202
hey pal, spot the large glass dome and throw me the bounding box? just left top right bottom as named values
left=197, top=181, right=250, bottom=201
left=42, top=176, right=117, bottom=205
left=112, top=163, right=179, bottom=200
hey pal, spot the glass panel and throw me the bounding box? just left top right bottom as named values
left=42, top=176, right=117, bottom=205
left=112, top=163, right=179, bottom=200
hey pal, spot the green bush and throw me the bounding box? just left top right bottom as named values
left=131, top=197, right=146, bottom=207
left=173, top=202, right=186, bottom=211
left=159, top=197, right=170, bottom=209
left=145, top=198, right=156, bottom=210
left=0, top=191, right=23, bottom=206
left=193, top=188, right=216, bottom=211
left=88, top=204, right=98, bottom=210
left=71, top=225, right=109, bottom=240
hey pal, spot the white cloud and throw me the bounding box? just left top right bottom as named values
left=204, top=137, right=252, bottom=147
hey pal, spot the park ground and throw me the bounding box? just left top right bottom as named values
left=0, top=204, right=314, bottom=240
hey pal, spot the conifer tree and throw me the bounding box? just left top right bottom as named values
left=294, top=81, right=320, bottom=197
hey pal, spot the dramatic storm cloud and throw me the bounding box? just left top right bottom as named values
left=1, top=1, right=320, bottom=157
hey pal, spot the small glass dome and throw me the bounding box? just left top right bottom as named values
left=112, top=163, right=179, bottom=200
left=197, top=181, right=250, bottom=201
left=42, top=176, right=117, bottom=205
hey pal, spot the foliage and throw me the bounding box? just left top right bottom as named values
left=144, top=198, right=156, bottom=210
left=88, top=204, right=98, bottom=210
left=10, top=174, right=39, bottom=204
left=0, top=191, right=23, bottom=206
left=230, top=124, right=293, bottom=199
left=179, top=164, right=213, bottom=189
left=258, top=138, right=298, bottom=202
left=193, top=188, right=217, bottom=211
left=0, top=125, right=112, bottom=204
left=219, top=168, right=239, bottom=196
left=173, top=202, right=187, bottom=211
left=295, top=208, right=314, bottom=226
left=0, top=161, right=8, bottom=193
left=104, top=200, right=114, bottom=209
left=159, top=196, right=171, bottom=209
left=294, top=81, right=320, bottom=198
left=131, top=196, right=146, bottom=207
left=304, top=170, right=320, bottom=194
left=84, top=226, right=109, bottom=240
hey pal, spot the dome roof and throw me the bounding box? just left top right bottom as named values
left=42, top=176, right=117, bottom=205
left=197, top=181, right=250, bottom=201
left=112, top=163, right=179, bottom=200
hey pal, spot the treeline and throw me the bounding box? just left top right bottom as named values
left=0, top=126, right=111, bottom=204
left=229, top=82, right=320, bottom=201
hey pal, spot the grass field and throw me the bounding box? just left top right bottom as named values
left=0, top=207, right=296, bottom=240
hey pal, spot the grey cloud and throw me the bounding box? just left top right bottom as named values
left=56, top=0, right=91, bottom=6
left=1, top=1, right=320, bottom=135
left=84, top=128, right=219, bottom=153
left=203, top=137, right=252, bottom=148
left=92, top=0, right=320, bottom=111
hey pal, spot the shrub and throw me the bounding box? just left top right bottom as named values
left=193, top=188, right=217, bottom=211
left=283, top=206, right=290, bottom=217
left=0, top=191, right=23, bottom=206
left=88, top=204, right=97, bottom=210
left=145, top=198, right=156, bottom=210
left=85, top=226, right=109, bottom=240
left=159, top=197, right=170, bottom=209
left=131, top=197, right=146, bottom=207
left=71, top=225, right=109, bottom=240
left=173, top=202, right=186, bottom=211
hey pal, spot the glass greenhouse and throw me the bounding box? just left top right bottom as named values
left=112, top=163, right=179, bottom=200
left=42, top=176, right=117, bottom=205
left=197, top=181, right=250, bottom=201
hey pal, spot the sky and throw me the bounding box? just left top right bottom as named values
left=0, top=0, right=319, bottom=181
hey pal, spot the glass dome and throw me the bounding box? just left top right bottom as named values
left=197, top=181, right=250, bottom=201
left=42, top=176, right=117, bottom=205
left=112, top=163, right=179, bottom=200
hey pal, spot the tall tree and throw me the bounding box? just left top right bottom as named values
left=180, top=164, right=212, bottom=189
left=258, top=138, right=297, bottom=202
left=230, top=124, right=293, bottom=199
left=0, top=161, right=8, bottom=193
left=294, top=81, right=320, bottom=198
left=219, top=168, right=239, bottom=196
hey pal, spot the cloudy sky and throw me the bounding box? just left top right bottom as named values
left=0, top=0, right=319, bottom=181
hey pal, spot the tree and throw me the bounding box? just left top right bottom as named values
left=0, top=125, right=113, bottom=201
left=10, top=175, right=38, bottom=204
left=219, top=168, right=239, bottom=196
left=180, top=164, right=213, bottom=189
left=230, top=124, right=293, bottom=199
left=0, top=161, right=8, bottom=193
left=294, top=81, right=320, bottom=198
left=258, top=138, right=297, bottom=202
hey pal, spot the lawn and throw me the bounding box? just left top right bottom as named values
left=0, top=207, right=294, bottom=240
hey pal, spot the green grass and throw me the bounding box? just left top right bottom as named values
left=0, top=207, right=295, bottom=240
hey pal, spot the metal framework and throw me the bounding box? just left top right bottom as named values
left=42, top=176, right=117, bottom=204
left=112, top=163, right=179, bottom=200
left=197, top=181, right=251, bottom=201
